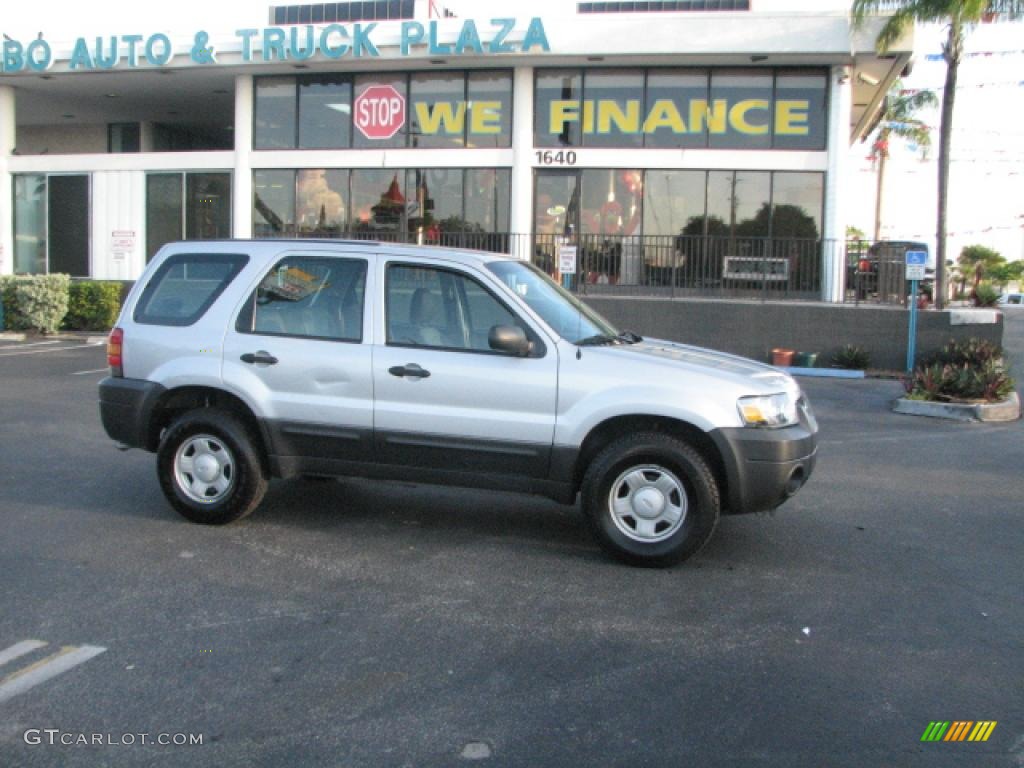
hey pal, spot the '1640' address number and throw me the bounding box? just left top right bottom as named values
left=535, top=150, right=577, bottom=166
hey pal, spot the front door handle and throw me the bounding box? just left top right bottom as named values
left=241, top=351, right=278, bottom=365
left=388, top=363, right=431, bottom=379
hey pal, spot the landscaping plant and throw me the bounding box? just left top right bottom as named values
left=904, top=338, right=1015, bottom=403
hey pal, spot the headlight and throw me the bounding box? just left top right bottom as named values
left=737, top=393, right=799, bottom=428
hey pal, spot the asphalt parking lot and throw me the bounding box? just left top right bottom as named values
left=0, top=328, right=1022, bottom=767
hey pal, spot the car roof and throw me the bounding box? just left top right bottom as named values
left=161, top=239, right=512, bottom=267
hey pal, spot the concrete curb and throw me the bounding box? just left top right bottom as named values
left=0, top=332, right=27, bottom=341
left=781, top=367, right=866, bottom=379
left=892, top=392, right=1021, bottom=422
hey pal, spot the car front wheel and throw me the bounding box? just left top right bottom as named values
left=157, top=409, right=268, bottom=525
left=581, top=432, right=720, bottom=567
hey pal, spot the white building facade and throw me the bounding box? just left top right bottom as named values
left=0, top=1, right=910, bottom=301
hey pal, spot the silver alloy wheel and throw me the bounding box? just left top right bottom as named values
left=174, top=434, right=235, bottom=504
left=608, top=464, right=688, bottom=543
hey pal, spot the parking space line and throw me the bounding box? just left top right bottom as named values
left=0, top=344, right=98, bottom=358
left=0, top=340, right=61, bottom=351
left=0, top=644, right=106, bottom=704
left=71, top=368, right=110, bottom=376
left=0, top=640, right=48, bottom=668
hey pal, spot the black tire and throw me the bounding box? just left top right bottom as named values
left=581, top=432, right=720, bottom=567
left=157, top=409, right=268, bottom=525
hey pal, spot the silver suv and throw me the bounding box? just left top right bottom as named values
left=99, top=240, right=817, bottom=566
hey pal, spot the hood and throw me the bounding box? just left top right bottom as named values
left=590, top=337, right=798, bottom=394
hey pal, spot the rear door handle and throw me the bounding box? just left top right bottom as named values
left=388, top=363, right=430, bottom=379
left=241, top=351, right=278, bottom=365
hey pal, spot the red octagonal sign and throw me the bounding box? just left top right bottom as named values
left=354, top=84, right=406, bottom=141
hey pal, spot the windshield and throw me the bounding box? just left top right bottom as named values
left=486, top=260, right=619, bottom=344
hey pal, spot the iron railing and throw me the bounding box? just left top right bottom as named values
left=262, top=230, right=923, bottom=305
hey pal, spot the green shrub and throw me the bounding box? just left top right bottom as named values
left=0, top=274, right=71, bottom=333
left=905, top=338, right=1015, bottom=403
left=64, top=281, right=123, bottom=331
left=833, top=344, right=870, bottom=370
left=972, top=283, right=1000, bottom=308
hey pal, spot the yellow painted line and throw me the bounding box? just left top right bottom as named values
left=0, top=640, right=48, bottom=668
left=980, top=721, right=997, bottom=742
left=0, top=644, right=106, bottom=704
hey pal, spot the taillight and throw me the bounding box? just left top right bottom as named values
left=107, top=327, right=124, bottom=377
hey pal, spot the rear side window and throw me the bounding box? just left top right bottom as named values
left=236, top=256, right=367, bottom=342
left=135, top=253, right=248, bottom=326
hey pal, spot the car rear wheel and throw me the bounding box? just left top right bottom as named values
left=157, top=409, right=267, bottom=525
left=581, top=432, right=720, bottom=567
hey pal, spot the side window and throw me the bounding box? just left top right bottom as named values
left=386, top=264, right=519, bottom=352
left=236, top=256, right=366, bottom=342
left=135, top=253, right=248, bottom=326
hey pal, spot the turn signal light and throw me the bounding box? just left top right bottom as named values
left=107, top=327, right=124, bottom=377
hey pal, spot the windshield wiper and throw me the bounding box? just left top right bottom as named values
left=575, top=333, right=619, bottom=347
left=617, top=330, right=643, bottom=343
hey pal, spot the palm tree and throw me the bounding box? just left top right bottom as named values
left=869, top=80, right=937, bottom=240
left=852, top=0, right=1024, bottom=309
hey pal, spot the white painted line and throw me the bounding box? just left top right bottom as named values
left=0, top=645, right=106, bottom=704
left=0, top=640, right=48, bottom=669
left=0, top=345, right=96, bottom=358
left=70, top=368, right=110, bottom=376
left=0, top=340, right=61, bottom=351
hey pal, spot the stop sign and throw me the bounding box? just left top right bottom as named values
left=354, top=84, right=406, bottom=141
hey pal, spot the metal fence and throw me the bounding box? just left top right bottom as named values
left=303, top=230, right=920, bottom=306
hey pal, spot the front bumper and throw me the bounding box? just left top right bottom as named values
left=709, top=405, right=818, bottom=515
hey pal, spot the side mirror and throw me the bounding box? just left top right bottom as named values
left=488, top=325, right=532, bottom=357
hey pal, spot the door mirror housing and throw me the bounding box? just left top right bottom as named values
left=488, top=325, right=532, bottom=357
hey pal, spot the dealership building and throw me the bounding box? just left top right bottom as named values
left=0, top=0, right=911, bottom=300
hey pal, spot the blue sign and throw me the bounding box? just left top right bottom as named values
left=905, top=250, right=927, bottom=266
left=0, top=18, right=550, bottom=73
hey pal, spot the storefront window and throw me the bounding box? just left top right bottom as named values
left=466, top=72, right=512, bottom=149
left=773, top=71, right=827, bottom=151
left=13, top=174, right=47, bottom=274
left=581, top=70, right=645, bottom=148
left=409, top=73, right=466, bottom=149
left=644, top=70, right=708, bottom=149
left=770, top=172, right=824, bottom=239
left=353, top=74, right=409, bottom=149
left=579, top=169, right=643, bottom=236
left=643, top=170, right=707, bottom=237
left=708, top=71, right=773, bottom=150
left=351, top=169, right=406, bottom=235
left=534, top=67, right=826, bottom=150
left=707, top=170, right=772, bottom=236
left=464, top=169, right=511, bottom=233
left=185, top=174, right=232, bottom=241
left=146, top=174, right=183, bottom=261
left=253, top=170, right=296, bottom=237
left=404, top=168, right=463, bottom=234
left=535, top=70, right=583, bottom=148
left=298, top=75, right=352, bottom=149
left=254, top=77, right=297, bottom=149
left=296, top=170, right=349, bottom=237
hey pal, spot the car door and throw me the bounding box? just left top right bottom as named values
left=222, top=250, right=375, bottom=468
left=373, top=258, right=558, bottom=478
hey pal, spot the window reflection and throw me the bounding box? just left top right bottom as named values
left=253, top=170, right=296, bottom=237
left=297, top=170, right=348, bottom=236
left=351, top=169, right=406, bottom=236
left=14, top=174, right=47, bottom=274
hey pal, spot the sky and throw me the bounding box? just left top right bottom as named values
left=1, top=1, right=1021, bottom=261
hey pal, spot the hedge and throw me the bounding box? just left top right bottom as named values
left=0, top=276, right=123, bottom=333
left=64, top=281, right=123, bottom=331
left=0, top=274, right=70, bottom=334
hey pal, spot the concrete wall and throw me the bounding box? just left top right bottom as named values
left=584, top=297, right=1005, bottom=371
